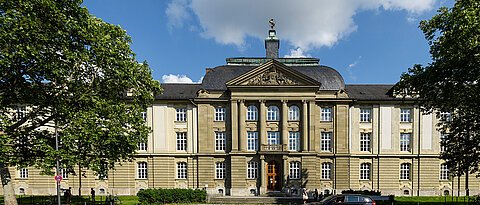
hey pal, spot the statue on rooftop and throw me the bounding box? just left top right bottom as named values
left=269, top=19, right=275, bottom=29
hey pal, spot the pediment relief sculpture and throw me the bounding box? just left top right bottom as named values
left=244, top=67, right=301, bottom=86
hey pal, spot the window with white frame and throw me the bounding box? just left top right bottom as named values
left=215, top=108, right=225, bottom=121
left=177, top=162, right=187, bottom=179
left=321, top=132, right=332, bottom=152
left=176, top=108, right=187, bottom=122
left=247, top=161, right=258, bottom=179
left=400, top=163, right=410, bottom=180
left=267, top=132, right=280, bottom=145
left=16, top=106, right=27, bottom=120
left=321, top=108, right=332, bottom=121
left=176, top=132, right=187, bottom=151
left=247, top=106, right=258, bottom=121
left=400, top=133, right=411, bottom=152
left=19, top=168, right=28, bottom=178
left=400, top=109, right=411, bottom=122
left=138, top=138, right=147, bottom=151
left=289, top=161, right=301, bottom=179
left=215, top=132, right=226, bottom=151
left=360, top=163, right=370, bottom=180
left=215, top=162, right=226, bottom=179
left=247, top=132, right=258, bottom=151
left=360, top=133, right=371, bottom=152
left=137, top=162, right=147, bottom=179
left=360, top=109, right=371, bottom=122
left=289, top=132, right=299, bottom=151
left=59, top=168, right=68, bottom=179
left=440, top=112, right=451, bottom=122
left=267, top=106, right=279, bottom=121
left=289, top=106, right=300, bottom=121
left=321, top=163, right=332, bottom=179
left=440, top=163, right=449, bottom=180
left=440, top=133, right=448, bottom=152
left=141, top=109, right=147, bottom=121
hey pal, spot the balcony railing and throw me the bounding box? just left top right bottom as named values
left=261, top=144, right=283, bottom=151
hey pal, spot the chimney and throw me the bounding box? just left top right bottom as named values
left=265, top=29, right=279, bottom=59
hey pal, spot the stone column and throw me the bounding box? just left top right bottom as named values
left=282, top=100, right=288, bottom=151
left=259, top=100, right=267, bottom=152
left=260, top=155, right=266, bottom=194
left=239, top=100, right=246, bottom=152
left=231, top=100, right=238, bottom=151
left=302, top=100, right=308, bottom=152
left=309, top=100, right=316, bottom=151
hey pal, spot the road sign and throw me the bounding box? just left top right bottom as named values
left=55, top=175, right=63, bottom=182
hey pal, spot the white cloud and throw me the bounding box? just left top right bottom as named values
left=284, top=48, right=311, bottom=58
left=346, top=56, right=362, bottom=81
left=166, top=0, right=437, bottom=52
left=162, top=74, right=203, bottom=83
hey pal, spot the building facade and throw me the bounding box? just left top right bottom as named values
left=4, top=29, right=480, bottom=197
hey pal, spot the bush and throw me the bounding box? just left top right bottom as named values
left=137, top=188, right=207, bottom=204
left=341, top=189, right=382, bottom=196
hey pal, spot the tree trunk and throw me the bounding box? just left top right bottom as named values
left=0, top=164, right=18, bottom=205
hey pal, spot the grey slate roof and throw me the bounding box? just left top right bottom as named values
left=345, top=84, right=395, bottom=100
left=156, top=83, right=201, bottom=100
left=201, top=64, right=345, bottom=91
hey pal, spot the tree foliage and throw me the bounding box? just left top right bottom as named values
left=395, top=0, right=480, bottom=176
left=0, top=0, right=161, bottom=178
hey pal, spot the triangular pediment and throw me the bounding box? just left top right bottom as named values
left=226, top=60, right=321, bottom=87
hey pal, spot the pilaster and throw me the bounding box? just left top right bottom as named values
left=239, top=100, right=246, bottom=152
left=231, top=100, right=238, bottom=151
left=302, top=100, right=308, bottom=151
left=282, top=100, right=288, bottom=151
left=259, top=100, right=267, bottom=151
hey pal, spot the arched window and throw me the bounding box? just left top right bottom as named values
left=400, top=163, right=410, bottom=180
left=289, top=106, right=300, bottom=121
left=360, top=163, right=371, bottom=180
left=247, top=106, right=258, bottom=121
left=267, top=106, right=279, bottom=121
left=137, top=162, right=147, bottom=179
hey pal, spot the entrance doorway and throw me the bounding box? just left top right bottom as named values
left=267, top=161, right=281, bottom=191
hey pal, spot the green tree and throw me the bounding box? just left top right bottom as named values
left=0, top=0, right=161, bottom=204
left=396, top=0, right=480, bottom=184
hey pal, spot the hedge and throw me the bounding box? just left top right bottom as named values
left=137, top=188, right=207, bottom=204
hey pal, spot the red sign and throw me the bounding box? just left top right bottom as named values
left=54, top=175, right=63, bottom=182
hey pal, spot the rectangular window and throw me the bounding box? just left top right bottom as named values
left=321, top=163, right=331, bottom=179
left=440, top=164, right=449, bottom=180
left=176, top=132, right=187, bottom=151
left=400, top=109, right=411, bottom=122
left=215, top=132, right=226, bottom=151
left=321, top=108, right=332, bottom=122
left=16, top=106, right=27, bottom=120
left=360, top=109, right=371, bottom=122
left=19, top=168, right=28, bottom=179
left=59, top=168, right=68, bottom=179
left=360, top=163, right=370, bottom=180
left=141, top=109, right=147, bottom=121
left=289, top=162, right=301, bottom=179
left=321, top=132, right=332, bottom=152
left=440, top=112, right=451, bottom=122
left=440, top=133, right=448, bottom=152
left=138, top=138, right=147, bottom=151
left=360, top=133, right=371, bottom=152
left=247, top=161, right=258, bottom=179
left=400, top=163, right=410, bottom=180
left=177, top=162, right=187, bottom=179
left=215, top=162, right=226, bottom=179
left=289, top=132, right=299, bottom=151
left=267, top=132, right=280, bottom=145
left=400, top=133, right=411, bottom=152
left=137, top=162, right=147, bottom=179
left=215, top=108, right=225, bottom=121
left=247, top=132, right=258, bottom=151
left=176, top=108, right=187, bottom=122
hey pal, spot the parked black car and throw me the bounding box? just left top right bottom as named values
left=309, top=194, right=375, bottom=205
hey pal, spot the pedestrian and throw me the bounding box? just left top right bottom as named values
left=64, top=187, right=71, bottom=204
left=302, top=188, right=308, bottom=204
left=91, top=188, right=95, bottom=203
left=314, top=188, right=318, bottom=201
left=66, top=187, right=72, bottom=204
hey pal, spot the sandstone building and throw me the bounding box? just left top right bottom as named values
left=4, top=28, right=480, bottom=197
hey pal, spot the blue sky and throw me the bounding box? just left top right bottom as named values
left=82, top=0, right=452, bottom=85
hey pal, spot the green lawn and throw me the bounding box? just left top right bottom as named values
left=393, top=196, right=477, bottom=205
left=0, top=195, right=139, bottom=205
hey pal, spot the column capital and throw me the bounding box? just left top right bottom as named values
left=260, top=155, right=265, bottom=160
left=302, top=99, right=308, bottom=104
left=259, top=99, right=266, bottom=104
left=281, top=99, right=288, bottom=104
left=239, top=99, right=245, bottom=104
left=231, top=99, right=238, bottom=103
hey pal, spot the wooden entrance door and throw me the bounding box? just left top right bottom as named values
left=267, top=161, right=281, bottom=191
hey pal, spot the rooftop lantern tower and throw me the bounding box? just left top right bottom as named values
left=265, top=19, right=279, bottom=59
